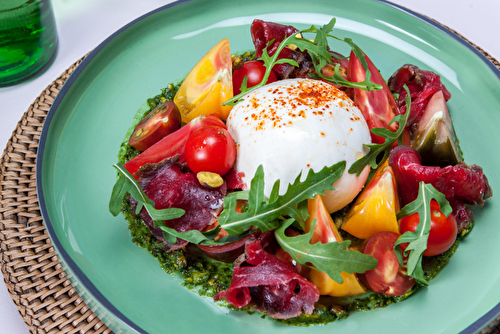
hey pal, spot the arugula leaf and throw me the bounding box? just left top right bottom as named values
left=223, top=17, right=382, bottom=106
left=275, top=219, right=378, bottom=283
left=218, top=161, right=346, bottom=235
left=348, top=85, right=411, bottom=176
left=393, top=182, right=452, bottom=285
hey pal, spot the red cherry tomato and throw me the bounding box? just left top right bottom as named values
left=185, top=126, right=236, bottom=176
left=129, top=101, right=181, bottom=152
left=232, top=60, right=277, bottom=95
left=399, top=200, right=457, bottom=256
left=359, top=231, right=415, bottom=296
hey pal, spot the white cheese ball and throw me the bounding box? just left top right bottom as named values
left=226, top=78, right=371, bottom=213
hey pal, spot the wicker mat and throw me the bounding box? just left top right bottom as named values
left=0, top=57, right=111, bottom=334
left=1, top=32, right=500, bottom=334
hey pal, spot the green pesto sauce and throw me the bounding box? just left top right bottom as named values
left=117, top=79, right=474, bottom=327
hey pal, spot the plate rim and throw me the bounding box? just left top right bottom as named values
left=35, top=1, right=500, bottom=333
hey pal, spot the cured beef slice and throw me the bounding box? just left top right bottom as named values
left=214, top=235, right=319, bottom=319
left=133, top=157, right=227, bottom=238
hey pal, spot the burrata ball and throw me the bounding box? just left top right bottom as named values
left=226, top=78, right=371, bottom=213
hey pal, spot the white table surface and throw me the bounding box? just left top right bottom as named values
left=1, top=0, right=499, bottom=333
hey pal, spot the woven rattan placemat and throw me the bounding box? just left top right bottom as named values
left=1, top=31, right=500, bottom=333
left=0, top=58, right=111, bottom=334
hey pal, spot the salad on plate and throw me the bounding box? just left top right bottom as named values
left=109, top=18, right=492, bottom=325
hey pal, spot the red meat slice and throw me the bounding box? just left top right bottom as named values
left=214, top=235, right=319, bottom=319
left=388, top=146, right=492, bottom=232
left=135, top=156, right=227, bottom=234
left=250, top=19, right=304, bottom=79
left=388, top=64, right=452, bottom=131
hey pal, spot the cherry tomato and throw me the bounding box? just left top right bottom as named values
left=129, top=101, right=181, bottom=152
left=232, top=60, right=277, bottom=95
left=359, top=231, right=415, bottom=296
left=185, top=126, right=236, bottom=176
left=399, top=200, right=457, bottom=256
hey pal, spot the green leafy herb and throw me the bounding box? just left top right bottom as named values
left=348, top=85, right=411, bottom=176
left=394, top=182, right=452, bottom=285
left=275, top=219, right=378, bottom=283
left=218, top=161, right=346, bottom=235
left=223, top=17, right=381, bottom=106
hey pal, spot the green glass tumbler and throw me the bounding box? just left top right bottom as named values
left=0, top=0, right=58, bottom=87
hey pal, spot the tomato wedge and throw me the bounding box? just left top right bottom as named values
left=129, top=101, right=181, bottom=152
left=305, top=195, right=367, bottom=297
left=348, top=51, right=401, bottom=144
left=342, top=160, right=400, bottom=239
left=174, top=38, right=233, bottom=123
left=359, top=232, right=415, bottom=296
left=124, top=115, right=226, bottom=176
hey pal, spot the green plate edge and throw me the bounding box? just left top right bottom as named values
left=36, top=0, right=500, bottom=333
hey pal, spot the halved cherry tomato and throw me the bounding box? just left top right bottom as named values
left=185, top=126, right=236, bottom=176
left=174, top=38, right=233, bottom=123
left=124, top=115, right=226, bottom=176
left=399, top=199, right=457, bottom=256
left=347, top=51, right=401, bottom=144
left=232, top=60, right=277, bottom=95
left=359, top=231, right=415, bottom=296
left=129, top=101, right=181, bottom=152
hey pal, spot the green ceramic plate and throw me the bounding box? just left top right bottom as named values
left=37, top=0, right=500, bottom=333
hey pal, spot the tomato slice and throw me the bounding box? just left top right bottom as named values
left=124, top=115, right=226, bottom=176
left=305, top=195, right=367, bottom=297
left=359, top=231, right=415, bottom=296
left=174, top=38, right=233, bottom=123
left=347, top=51, right=401, bottom=144
left=128, top=101, right=181, bottom=152
left=399, top=199, right=458, bottom=256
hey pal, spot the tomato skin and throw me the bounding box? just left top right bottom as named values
left=359, top=231, right=415, bottom=296
left=232, top=61, right=277, bottom=95
left=129, top=101, right=181, bottom=152
left=399, top=200, right=458, bottom=256
left=185, top=126, right=236, bottom=176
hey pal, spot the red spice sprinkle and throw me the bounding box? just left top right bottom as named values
left=235, top=79, right=361, bottom=132
left=320, top=132, right=326, bottom=136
